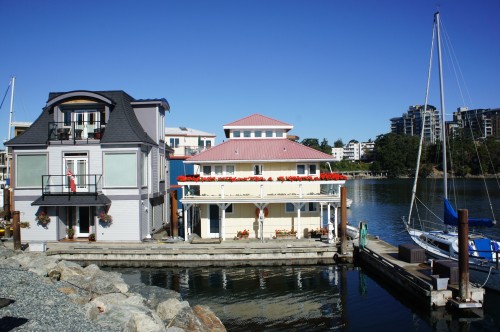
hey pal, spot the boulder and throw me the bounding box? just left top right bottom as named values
left=128, top=284, right=181, bottom=310
left=92, top=303, right=166, bottom=332
left=156, top=298, right=190, bottom=321
left=192, top=305, right=226, bottom=331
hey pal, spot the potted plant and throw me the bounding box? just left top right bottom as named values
left=88, top=233, right=96, bottom=241
left=66, top=227, right=75, bottom=240
left=236, top=229, right=250, bottom=239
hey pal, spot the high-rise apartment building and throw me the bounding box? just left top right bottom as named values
left=390, top=105, right=441, bottom=143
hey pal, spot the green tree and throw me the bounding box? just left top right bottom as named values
left=333, top=139, right=344, bottom=148
left=370, top=133, right=419, bottom=178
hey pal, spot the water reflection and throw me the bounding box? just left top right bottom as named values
left=118, top=265, right=346, bottom=331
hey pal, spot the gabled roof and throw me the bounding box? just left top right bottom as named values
left=185, top=139, right=334, bottom=163
left=5, top=90, right=164, bottom=147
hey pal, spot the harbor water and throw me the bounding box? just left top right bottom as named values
left=110, top=179, right=500, bottom=331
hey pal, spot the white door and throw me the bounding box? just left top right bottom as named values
left=64, top=158, right=88, bottom=192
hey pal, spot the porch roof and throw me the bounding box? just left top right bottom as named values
left=31, top=194, right=111, bottom=206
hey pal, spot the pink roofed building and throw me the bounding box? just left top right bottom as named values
left=177, top=114, right=348, bottom=241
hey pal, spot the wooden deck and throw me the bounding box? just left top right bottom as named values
left=355, top=235, right=484, bottom=308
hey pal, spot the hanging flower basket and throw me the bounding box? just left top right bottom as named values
left=36, top=211, right=50, bottom=225
left=99, top=212, right=113, bottom=223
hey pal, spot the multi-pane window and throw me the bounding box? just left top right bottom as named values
left=169, top=138, right=179, bottom=148
left=215, top=165, right=223, bottom=175
left=297, top=164, right=317, bottom=175
left=226, top=165, right=235, bottom=175
left=265, top=130, right=273, bottom=137
left=255, top=131, right=262, bottom=137
left=203, top=165, right=211, bottom=175
left=243, top=130, right=251, bottom=137
left=233, top=131, right=241, bottom=138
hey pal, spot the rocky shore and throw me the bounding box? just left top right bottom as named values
left=0, top=242, right=226, bottom=331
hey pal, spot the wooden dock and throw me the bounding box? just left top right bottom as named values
left=355, top=235, right=484, bottom=308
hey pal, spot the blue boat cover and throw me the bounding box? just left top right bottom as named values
left=474, top=239, right=493, bottom=260
left=443, top=199, right=495, bottom=227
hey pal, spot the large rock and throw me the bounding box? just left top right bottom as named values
left=192, top=305, right=226, bottom=331
left=91, top=303, right=166, bottom=332
left=156, top=298, right=190, bottom=321
left=49, top=261, right=128, bottom=297
left=128, top=284, right=181, bottom=310
left=26, top=255, right=60, bottom=276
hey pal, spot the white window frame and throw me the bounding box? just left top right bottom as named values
left=253, top=164, right=263, bottom=176
left=202, top=165, right=212, bottom=176
left=225, top=165, right=235, bottom=175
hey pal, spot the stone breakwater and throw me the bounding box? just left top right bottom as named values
left=0, top=243, right=226, bottom=332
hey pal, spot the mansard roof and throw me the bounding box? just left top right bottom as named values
left=185, top=138, right=334, bottom=163
left=5, top=90, right=167, bottom=147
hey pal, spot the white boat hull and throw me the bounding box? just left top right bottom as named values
left=406, top=226, right=500, bottom=292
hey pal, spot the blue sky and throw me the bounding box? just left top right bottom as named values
left=1, top=0, right=499, bottom=147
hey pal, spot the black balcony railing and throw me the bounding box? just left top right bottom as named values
left=42, top=174, right=103, bottom=196
left=48, top=121, right=105, bottom=142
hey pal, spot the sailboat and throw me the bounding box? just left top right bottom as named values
left=404, top=12, right=500, bottom=292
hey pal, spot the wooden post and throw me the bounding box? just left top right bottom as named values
left=458, top=209, right=470, bottom=300
left=13, top=211, right=21, bottom=250
left=171, top=190, right=179, bottom=237
left=340, top=186, right=347, bottom=255
left=3, top=188, right=11, bottom=222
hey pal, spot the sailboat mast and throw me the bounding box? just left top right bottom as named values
left=6, top=76, right=15, bottom=187
left=435, top=12, right=448, bottom=199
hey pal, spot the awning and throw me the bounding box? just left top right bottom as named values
left=31, top=194, right=111, bottom=207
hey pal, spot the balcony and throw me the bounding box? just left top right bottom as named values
left=171, top=145, right=210, bottom=157
left=41, top=174, right=103, bottom=196
left=48, top=121, right=105, bottom=143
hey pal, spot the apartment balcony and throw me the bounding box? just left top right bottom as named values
left=41, top=174, right=103, bottom=196
left=48, top=121, right=105, bottom=143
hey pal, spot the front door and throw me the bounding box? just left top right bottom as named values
left=76, top=207, right=92, bottom=238
left=209, top=205, right=220, bottom=238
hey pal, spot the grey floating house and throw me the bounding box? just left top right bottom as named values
left=5, top=90, right=171, bottom=242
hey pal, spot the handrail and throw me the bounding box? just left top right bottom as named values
left=48, top=121, right=104, bottom=142
left=42, top=174, right=102, bottom=196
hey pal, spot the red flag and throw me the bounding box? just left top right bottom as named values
left=66, top=168, right=76, bottom=193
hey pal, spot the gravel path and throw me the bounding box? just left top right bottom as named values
left=0, top=267, right=114, bottom=332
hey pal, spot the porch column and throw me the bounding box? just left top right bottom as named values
left=184, top=207, right=189, bottom=242
left=183, top=203, right=193, bottom=242
left=319, top=203, right=325, bottom=229
left=333, top=205, right=339, bottom=240
left=294, top=203, right=305, bottom=239
left=219, top=203, right=231, bottom=241
left=254, top=203, right=268, bottom=241
left=327, top=203, right=333, bottom=243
